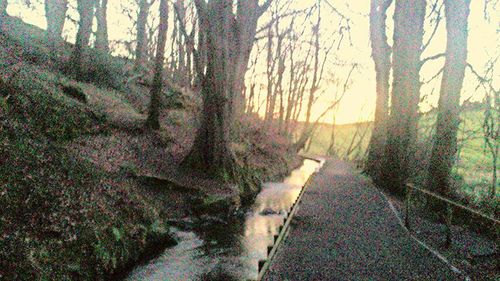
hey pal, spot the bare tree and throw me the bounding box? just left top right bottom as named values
left=344, top=121, right=371, bottom=161
left=174, top=0, right=187, bottom=85
left=69, top=0, right=96, bottom=76
left=365, top=0, right=392, bottom=180
left=145, top=0, right=168, bottom=130
left=297, top=64, right=356, bottom=152
left=380, top=0, right=426, bottom=194
left=483, top=86, right=499, bottom=199
left=427, top=0, right=471, bottom=196
left=466, top=57, right=500, bottom=199
left=135, top=0, right=155, bottom=70
left=95, top=0, right=109, bottom=53
left=264, top=23, right=277, bottom=124
left=181, top=0, right=271, bottom=178
left=44, top=0, right=68, bottom=52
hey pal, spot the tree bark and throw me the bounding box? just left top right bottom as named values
left=427, top=0, right=470, bottom=196
left=95, top=0, right=109, bottom=53
left=45, top=0, right=68, bottom=52
left=365, top=0, right=392, bottom=180
left=302, top=7, right=321, bottom=135
left=69, top=0, right=95, bottom=76
left=182, top=0, right=269, bottom=178
left=174, top=0, right=187, bottom=86
left=380, top=0, right=426, bottom=195
left=135, top=0, right=151, bottom=70
left=145, top=0, right=168, bottom=130
left=265, top=25, right=276, bottom=124
left=230, top=0, right=264, bottom=120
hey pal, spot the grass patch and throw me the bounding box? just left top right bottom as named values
left=305, top=108, right=498, bottom=214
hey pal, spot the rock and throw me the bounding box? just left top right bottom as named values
left=61, top=84, right=87, bottom=104
left=166, top=217, right=195, bottom=231
left=260, top=208, right=279, bottom=216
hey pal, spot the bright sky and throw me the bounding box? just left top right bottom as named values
left=6, top=0, right=500, bottom=125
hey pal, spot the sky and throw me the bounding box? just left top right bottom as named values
left=6, top=0, right=500, bottom=125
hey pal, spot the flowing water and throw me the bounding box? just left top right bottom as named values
left=127, top=159, right=323, bottom=281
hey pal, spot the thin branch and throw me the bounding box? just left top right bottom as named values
left=422, top=1, right=443, bottom=51
left=259, top=0, right=273, bottom=16
left=420, top=53, right=445, bottom=69
left=422, top=66, right=444, bottom=84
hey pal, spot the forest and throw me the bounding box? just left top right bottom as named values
left=0, top=0, right=498, bottom=280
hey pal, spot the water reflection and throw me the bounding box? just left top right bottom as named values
left=127, top=159, right=322, bottom=281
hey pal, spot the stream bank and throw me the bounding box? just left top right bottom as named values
left=0, top=15, right=302, bottom=280
left=126, top=158, right=323, bottom=281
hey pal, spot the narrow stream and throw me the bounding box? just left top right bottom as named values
left=127, top=159, right=323, bottom=281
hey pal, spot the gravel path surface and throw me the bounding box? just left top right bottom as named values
left=264, top=159, right=465, bottom=281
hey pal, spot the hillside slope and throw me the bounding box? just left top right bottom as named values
left=0, top=16, right=299, bottom=280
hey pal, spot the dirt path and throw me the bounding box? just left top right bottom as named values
left=263, top=159, right=465, bottom=280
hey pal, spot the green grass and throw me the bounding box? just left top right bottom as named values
left=305, top=108, right=498, bottom=210
left=302, top=122, right=372, bottom=162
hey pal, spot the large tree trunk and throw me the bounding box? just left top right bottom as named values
left=95, top=0, right=109, bottom=53
left=174, top=0, right=187, bottom=86
left=45, top=0, right=68, bottom=52
left=145, top=0, right=168, bottom=130
left=380, top=0, right=425, bottom=195
left=428, top=0, right=471, bottom=196
left=365, top=0, right=392, bottom=180
left=69, top=0, right=95, bottom=76
left=194, top=16, right=206, bottom=88
left=135, top=0, right=151, bottom=70
left=182, top=0, right=269, bottom=178
left=230, top=0, right=263, bottom=120
left=182, top=0, right=235, bottom=177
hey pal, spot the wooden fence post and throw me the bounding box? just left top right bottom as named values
left=444, top=203, right=453, bottom=248
left=405, top=184, right=412, bottom=231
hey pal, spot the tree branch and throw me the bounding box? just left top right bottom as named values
left=259, top=0, right=273, bottom=16
left=420, top=53, right=446, bottom=68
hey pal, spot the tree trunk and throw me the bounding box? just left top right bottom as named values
left=95, top=0, right=109, bottom=53
left=427, top=0, right=470, bottom=196
left=182, top=0, right=235, bottom=177
left=230, top=0, right=263, bottom=120
left=327, top=116, right=336, bottom=156
left=194, top=16, right=206, bottom=88
left=265, top=25, right=276, bottom=124
left=365, top=0, right=392, bottom=180
left=45, top=0, right=68, bottom=53
left=135, top=0, right=150, bottom=70
left=284, top=33, right=296, bottom=134
left=182, top=0, right=269, bottom=178
left=146, top=0, right=168, bottom=130
left=70, top=0, right=95, bottom=76
left=175, top=0, right=187, bottom=86
left=491, top=147, right=498, bottom=198
left=380, top=0, right=426, bottom=195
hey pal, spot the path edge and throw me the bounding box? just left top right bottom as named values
left=253, top=157, right=325, bottom=281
